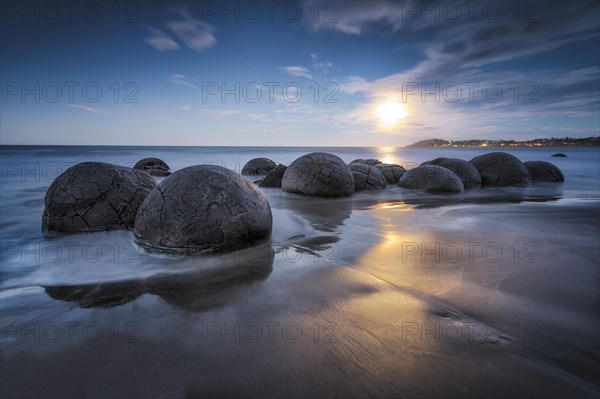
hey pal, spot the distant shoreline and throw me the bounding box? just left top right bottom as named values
left=405, top=137, right=600, bottom=148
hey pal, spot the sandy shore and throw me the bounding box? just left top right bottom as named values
left=1, top=193, right=598, bottom=398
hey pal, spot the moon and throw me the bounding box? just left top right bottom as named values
left=375, top=102, right=407, bottom=127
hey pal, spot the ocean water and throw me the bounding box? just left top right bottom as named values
left=0, top=146, right=599, bottom=398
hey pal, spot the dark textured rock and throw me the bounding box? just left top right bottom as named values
left=282, top=152, right=355, bottom=197
left=349, top=163, right=387, bottom=191
left=374, top=163, right=406, bottom=184
left=42, top=162, right=156, bottom=234
left=134, top=165, right=272, bottom=254
left=134, top=157, right=171, bottom=176
left=350, top=158, right=382, bottom=167
left=551, top=153, right=567, bottom=158
left=398, top=165, right=464, bottom=192
left=523, top=161, right=565, bottom=182
left=241, top=158, right=277, bottom=175
left=469, top=152, right=532, bottom=186
left=422, top=157, right=481, bottom=189
left=259, top=164, right=287, bottom=188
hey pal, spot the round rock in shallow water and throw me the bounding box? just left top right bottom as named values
left=523, top=161, right=564, bottom=182
left=134, top=165, right=272, bottom=254
left=259, top=164, right=287, bottom=188
left=282, top=152, right=355, bottom=197
left=422, top=157, right=481, bottom=189
left=374, top=163, right=406, bottom=184
left=350, top=158, right=382, bottom=167
left=241, top=158, right=277, bottom=176
left=42, top=162, right=156, bottom=234
left=469, top=152, right=531, bottom=186
left=134, top=157, right=171, bottom=176
left=349, top=163, right=387, bottom=191
left=551, top=153, right=567, bottom=158
left=398, top=165, right=464, bottom=193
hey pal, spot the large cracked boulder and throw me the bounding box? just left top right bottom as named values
left=281, top=152, right=355, bottom=197
left=241, top=158, right=277, bottom=176
left=422, top=157, right=481, bottom=189
left=42, top=162, right=156, bottom=234
left=469, top=152, right=531, bottom=186
left=523, top=161, right=564, bottom=182
left=134, top=157, right=171, bottom=177
left=374, top=163, right=406, bottom=184
left=134, top=165, right=272, bottom=254
left=398, top=165, right=464, bottom=193
left=349, top=163, right=387, bottom=191
left=259, top=164, right=287, bottom=188
left=350, top=158, right=382, bottom=167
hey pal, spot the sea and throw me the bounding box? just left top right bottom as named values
left=0, top=145, right=599, bottom=398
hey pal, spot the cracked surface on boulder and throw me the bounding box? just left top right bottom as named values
left=399, top=165, right=464, bottom=193
left=42, top=162, right=157, bottom=234
left=134, top=157, right=171, bottom=177
left=281, top=152, right=355, bottom=197
left=422, top=157, right=481, bottom=189
left=374, top=163, right=406, bottom=184
left=524, top=161, right=564, bottom=182
left=259, top=164, right=287, bottom=188
left=350, top=158, right=382, bottom=167
left=349, top=163, right=387, bottom=191
left=469, top=152, right=531, bottom=186
left=241, top=158, right=277, bottom=176
left=134, top=165, right=272, bottom=255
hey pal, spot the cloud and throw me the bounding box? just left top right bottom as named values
left=327, top=1, right=600, bottom=139
left=309, top=52, right=333, bottom=76
left=167, top=6, right=217, bottom=52
left=339, top=76, right=370, bottom=95
left=182, top=105, right=191, bottom=111
left=279, top=66, right=313, bottom=79
left=244, top=112, right=271, bottom=122
left=167, top=74, right=198, bottom=88
left=199, top=109, right=242, bottom=118
left=144, top=26, right=179, bottom=51
left=68, top=104, right=107, bottom=114
left=305, top=1, right=408, bottom=34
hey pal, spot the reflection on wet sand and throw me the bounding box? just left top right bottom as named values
left=269, top=194, right=355, bottom=232
left=270, top=184, right=563, bottom=229
left=330, top=199, right=599, bottom=396
left=44, top=244, right=274, bottom=311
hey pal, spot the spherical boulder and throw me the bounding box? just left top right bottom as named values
left=523, top=161, right=564, bottom=182
left=374, top=163, right=406, bottom=184
left=398, top=165, right=464, bottom=193
left=134, top=157, right=171, bottom=176
left=134, top=165, right=272, bottom=254
left=259, top=164, right=287, bottom=188
left=281, top=152, right=355, bottom=197
left=551, top=153, right=567, bottom=158
left=350, top=158, right=382, bottom=167
left=349, top=163, right=387, bottom=191
left=241, top=158, right=277, bottom=176
left=422, top=157, right=481, bottom=189
left=469, top=152, right=531, bottom=186
left=42, top=162, right=156, bottom=234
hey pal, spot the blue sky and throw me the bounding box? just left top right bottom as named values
left=1, top=0, right=599, bottom=146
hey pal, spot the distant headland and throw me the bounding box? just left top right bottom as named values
left=405, top=136, right=600, bottom=148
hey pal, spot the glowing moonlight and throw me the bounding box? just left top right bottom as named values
left=375, top=102, right=407, bottom=127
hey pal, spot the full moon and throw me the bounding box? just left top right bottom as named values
left=375, top=102, right=407, bottom=127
